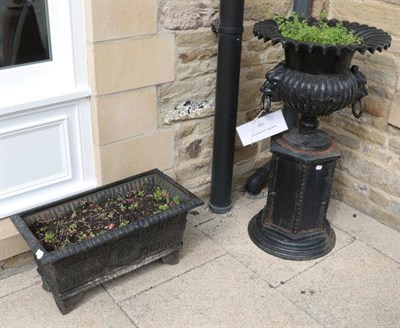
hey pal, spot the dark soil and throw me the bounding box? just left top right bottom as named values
left=30, top=186, right=180, bottom=252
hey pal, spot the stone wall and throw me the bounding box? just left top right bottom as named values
left=158, top=0, right=292, bottom=196
left=311, top=0, right=400, bottom=230
left=86, top=0, right=399, bottom=231
left=85, top=0, right=176, bottom=186
left=158, top=0, right=399, bottom=230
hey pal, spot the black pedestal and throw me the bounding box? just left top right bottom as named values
left=248, top=129, right=340, bottom=260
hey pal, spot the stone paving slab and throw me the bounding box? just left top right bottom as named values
left=0, top=264, right=40, bottom=298
left=329, top=199, right=400, bottom=263
left=121, top=254, right=323, bottom=328
left=104, top=222, right=226, bottom=302
left=186, top=190, right=266, bottom=227
left=0, top=284, right=134, bottom=328
left=277, top=240, right=400, bottom=328
left=196, top=199, right=355, bottom=287
left=0, top=197, right=399, bottom=328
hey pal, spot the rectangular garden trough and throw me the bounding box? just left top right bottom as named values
left=11, top=169, right=203, bottom=314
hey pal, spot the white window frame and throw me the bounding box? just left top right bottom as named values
left=0, top=0, right=96, bottom=218
left=0, top=0, right=90, bottom=114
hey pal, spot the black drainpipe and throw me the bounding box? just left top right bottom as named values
left=293, top=0, right=312, bottom=17
left=244, top=0, right=311, bottom=195
left=209, top=0, right=245, bottom=214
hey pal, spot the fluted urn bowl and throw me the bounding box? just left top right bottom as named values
left=254, top=17, right=391, bottom=117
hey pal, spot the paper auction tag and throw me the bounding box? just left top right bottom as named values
left=236, top=110, right=288, bottom=146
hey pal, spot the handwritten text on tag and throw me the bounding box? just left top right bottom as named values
left=236, top=110, right=288, bottom=146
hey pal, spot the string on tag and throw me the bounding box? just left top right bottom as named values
left=251, top=110, right=267, bottom=144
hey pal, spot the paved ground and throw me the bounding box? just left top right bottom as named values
left=1, top=192, right=399, bottom=328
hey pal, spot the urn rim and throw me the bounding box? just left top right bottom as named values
left=254, top=17, right=391, bottom=55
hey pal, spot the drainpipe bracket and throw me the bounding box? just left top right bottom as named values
left=211, top=21, right=219, bottom=34
left=211, top=21, right=243, bottom=35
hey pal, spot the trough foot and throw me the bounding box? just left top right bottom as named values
left=41, top=277, right=51, bottom=292
left=53, top=292, right=85, bottom=315
left=161, top=250, right=180, bottom=265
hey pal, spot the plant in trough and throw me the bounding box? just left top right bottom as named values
left=30, top=186, right=182, bottom=252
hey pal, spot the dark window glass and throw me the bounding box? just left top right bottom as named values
left=0, top=0, right=51, bottom=68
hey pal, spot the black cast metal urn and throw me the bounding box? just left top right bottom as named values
left=248, top=17, right=391, bottom=260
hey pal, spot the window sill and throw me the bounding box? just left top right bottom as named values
left=0, top=87, right=91, bottom=116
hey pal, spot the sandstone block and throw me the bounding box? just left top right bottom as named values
left=175, top=123, right=196, bottom=139
left=181, top=174, right=212, bottom=196
left=381, top=0, right=400, bottom=5
left=99, top=129, right=174, bottom=184
left=85, top=0, right=157, bottom=42
left=389, top=137, right=400, bottom=155
left=340, top=118, right=386, bottom=146
left=91, top=34, right=175, bottom=95
left=254, top=152, right=271, bottom=169
left=333, top=176, right=399, bottom=231
left=365, top=96, right=392, bottom=119
left=241, top=50, right=262, bottom=68
left=340, top=148, right=400, bottom=196
left=244, top=66, right=268, bottom=81
left=161, top=1, right=218, bottom=30
left=179, top=47, right=217, bottom=64
left=323, top=127, right=361, bottom=150
left=0, top=251, right=33, bottom=270
left=238, top=80, right=264, bottom=111
left=197, top=117, right=215, bottom=135
left=243, top=24, right=255, bottom=42
left=189, top=182, right=211, bottom=198
left=246, top=39, right=270, bottom=52
left=176, top=58, right=217, bottom=81
left=244, top=0, right=292, bottom=21
left=233, top=160, right=255, bottom=177
left=369, top=205, right=399, bottom=232
left=360, top=144, right=399, bottom=172
left=354, top=52, right=398, bottom=70
left=311, top=0, right=330, bottom=16
left=94, top=87, right=157, bottom=145
left=0, top=219, right=29, bottom=261
left=234, top=144, right=258, bottom=164
left=176, top=29, right=217, bottom=48
left=331, top=0, right=400, bottom=37
left=389, top=200, right=400, bottom=218
left=174, top=159, right=211, bottom=181
left=332, top=174, right=369, bottom=211
left=368, top=189, right=390, bottom=208
left=265, top=46, right=285, bottom=64
left=352, top=58, right=398, bottom=90
left=388, top=93, right=400, bottom=128
left=257, top=139, right=271, bottom=153
left=333, top=169, right=356, bottom=189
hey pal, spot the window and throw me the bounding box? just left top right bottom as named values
left=0, top=0, right=90, bottom=113
left=1, top=0, right=51, bottom=68
left=0, top=0, right=95, bottom=218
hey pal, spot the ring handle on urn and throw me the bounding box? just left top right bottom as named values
left=260, top=93, right=271, bottom=112
left=350, top=65, right=368, bottom=119
left=352, top=98, right=365, bottom=118
left=259, top=62, right=286, bottom=113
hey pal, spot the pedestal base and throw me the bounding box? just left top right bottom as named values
left=248, top=211, right=336, bottom=261
left=248, top=129, right=341, bottom=261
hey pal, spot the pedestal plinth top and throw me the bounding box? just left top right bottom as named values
left=271, top=133, right=341, bottom=164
